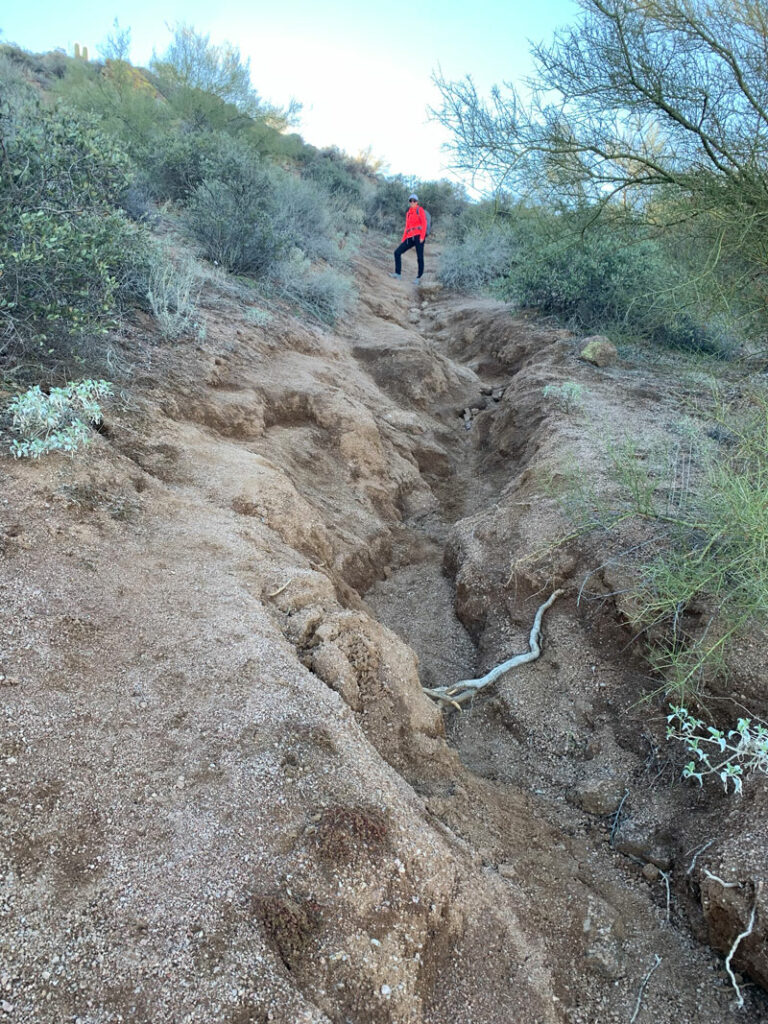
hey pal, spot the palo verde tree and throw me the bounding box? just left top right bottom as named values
left=150, top=23, right=299, bottom=130
left=433, top=0, right=768, bottom=311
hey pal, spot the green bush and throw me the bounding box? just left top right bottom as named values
left=184, top=141, right=288, bottom=273
left=439, top=221, right=518, bottom=292
left=0, top=87, right=150, bottom=373
left=440, top=204, right=740, bottom=354
left=364, top=175, right=411, bottom=233
left=7, top=379, right=112, bottom=458
left=269, top=172, right=349, bottom=265
left=271, top=253, right=354, bottom=325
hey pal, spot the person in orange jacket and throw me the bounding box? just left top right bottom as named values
left=390, top=193, right=427, bottom=282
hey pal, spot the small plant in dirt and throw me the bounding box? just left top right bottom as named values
left=7, top=380, right=112, bottom=458
left=244, top=307, right=272, bottom=326
left=543, top=381, right=585, bottom=415
left=667, top=705, right=768, bottom=795
left=146, top=245, right=200, bottom=340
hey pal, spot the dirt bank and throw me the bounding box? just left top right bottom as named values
left=1, top=238, right=766, bottom=1023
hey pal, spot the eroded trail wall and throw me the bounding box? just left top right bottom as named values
left=1, top=245, right=765, bottom=1023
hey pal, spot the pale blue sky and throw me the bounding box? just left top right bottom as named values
left=2, top=0, right=581, bottom=182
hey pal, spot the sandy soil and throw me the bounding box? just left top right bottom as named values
left=1, top=236, right=767, bottom=1023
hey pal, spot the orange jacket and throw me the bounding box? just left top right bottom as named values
left=402, top=205, right=427, bottom=243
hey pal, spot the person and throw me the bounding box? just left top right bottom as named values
left=390, top=193, right=427, bottom=282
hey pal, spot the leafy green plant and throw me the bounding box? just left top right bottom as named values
left=7, top=380, right=112, bottom=458
left=667, top=705, right=768, bottom=795
left=0, top=88, right=150, bottom=371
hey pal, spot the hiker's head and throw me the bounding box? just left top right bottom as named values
left=408, top=194, right=418, bottom=204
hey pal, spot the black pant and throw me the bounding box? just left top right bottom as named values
left=394, top=237, right=424, bottom=277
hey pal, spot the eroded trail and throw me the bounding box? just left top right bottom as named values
left=1, top=241, right=766, bottom=1024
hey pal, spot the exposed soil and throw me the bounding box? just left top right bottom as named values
left=1, top=236, right=767, bottom=1024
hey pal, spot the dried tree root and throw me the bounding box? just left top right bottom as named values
left=423, top=589, right=564, bottom=707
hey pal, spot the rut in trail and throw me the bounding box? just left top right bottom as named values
left=1, top=242, right=765, bottom=1023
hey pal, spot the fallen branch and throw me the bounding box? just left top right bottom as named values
left=423, top=589, right=564, bottom=707
left=267, top=579, right=294, bottom=599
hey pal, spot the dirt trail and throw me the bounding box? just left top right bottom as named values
left=1, top=238, right=767, bottom=1024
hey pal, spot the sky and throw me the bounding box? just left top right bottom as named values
left=1, top=0, right=581, bottom=185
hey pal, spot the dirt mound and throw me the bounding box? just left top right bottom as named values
left=1, top=243, right=766, bottom=1022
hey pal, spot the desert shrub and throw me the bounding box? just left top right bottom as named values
left=146, top=245, right=200, bottom=339
left=506, top=220, right=663, bottom=322
left=186, top=170, right=286, bottom=275
left=542, top=381, right=585, bottom=415
left=185, top=137, right=356, bottom=280
left=439, top=220, right=518, bottom=292
left=667, top=705, right=768, bottom=795
left=7, top=379, right=112, bottom=458
left=0, top=91, right=150, bottom=372
left=300, top=146, right=367, bottom=206
left=271, top=252, right=354, bottom=324
left=268, top=171, right=345, bottom=265
left=499, top=212, right=738, bottom=355
left=364, top=175, right=411, bottom=233
left=145, top=128, right=229, bottom=202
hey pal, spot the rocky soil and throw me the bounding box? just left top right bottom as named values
left=1, top=236, right=767, bottom=1023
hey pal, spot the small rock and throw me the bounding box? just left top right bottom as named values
left=584, top=944, right=623, bottom=979
left=579, top=335, right=617, bottom=367
left=571, top=778, right=627, bottom=815
left=613, top=822, right=672, bottom=870
left=642, top=863, right=660, bottom=882
left=381, top=984, right=392, bottom=998
left=1, top=1002, right=14, bottom=1014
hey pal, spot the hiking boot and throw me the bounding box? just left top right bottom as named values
left=389, top=272, right=401, bottom=278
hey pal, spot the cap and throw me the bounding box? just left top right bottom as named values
left=408, top=193, right=418, bottom=201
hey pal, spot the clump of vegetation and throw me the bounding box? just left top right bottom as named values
left=0, top=74, right=150, bottom=374
left=543, top=381, right=585, bottom=415
left=7, top=380, right=112, bottom=458
left=667, top=706, right=768, bottom=795
left=571, top=391, right=768, bottom=701
left=145, top=246, right=201, bottom=340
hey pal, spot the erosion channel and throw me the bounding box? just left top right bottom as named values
left=2, top=241, right=767, bottom=1024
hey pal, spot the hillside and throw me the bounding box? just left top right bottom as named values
left=2, top=238, right=767, bottom=1023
